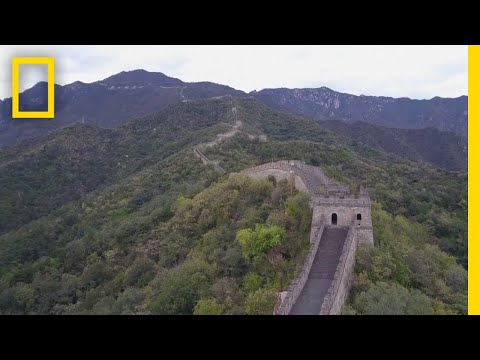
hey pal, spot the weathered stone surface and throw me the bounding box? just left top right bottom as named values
left=275, top=219, right=325, bottom=315
left=290, top=226, right=348, bottom=315
left=319, top=224, right=359, bottom=315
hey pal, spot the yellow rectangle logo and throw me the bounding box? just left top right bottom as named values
left=12, top=57, right=55, bottom=118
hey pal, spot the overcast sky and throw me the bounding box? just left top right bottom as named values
left=0, top=45, right=468, bottom=100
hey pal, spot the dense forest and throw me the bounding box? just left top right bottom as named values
left=0, top=175, right=311, bottom=314
left=0, top=97, right=467, bottom=314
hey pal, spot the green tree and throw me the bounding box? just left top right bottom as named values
left=245, top=288, right=277, bottom=315
left=151, top=259, right=214, bottom=315
left=14, top=284, right=37, bottom=314
left=114, top=288, right=145, bottom=315
left=243, top=272, right=262, bottom=294
left=353, top=282, right=433, bottom=315
left=193, top=298, right=225, bottom=315
left=236, top=224, right=285, bottom=261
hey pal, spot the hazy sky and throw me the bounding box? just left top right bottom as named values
left=0, top=45, right=468, bottom=100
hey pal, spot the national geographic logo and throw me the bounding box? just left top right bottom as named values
left=12, top=57, right=55, bottom=118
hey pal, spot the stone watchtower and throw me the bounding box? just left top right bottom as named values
left=233, top=160, right=374, bottom=247
left=312, top=183, right=374, bottom=247
left=233, top=160, right=374, bottom=315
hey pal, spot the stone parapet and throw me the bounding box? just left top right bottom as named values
left=275, top=216, right=326, bottom=315
left=319, top=222, right=358, bottom=315
left=314, top=198, right=371, bottom=207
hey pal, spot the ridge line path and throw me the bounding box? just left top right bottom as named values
left=193, top=104, right=242, bottom=174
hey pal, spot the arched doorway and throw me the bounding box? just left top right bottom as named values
left=357, top=214, right=362, bottom=221
left=331, top=213, right=337, bottom=225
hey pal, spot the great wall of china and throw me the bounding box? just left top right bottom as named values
left=193, top=103, right=374, bottom=314
left=231, top=161, right=374, bottom=315
left=193, top=102, right=266, bottom=174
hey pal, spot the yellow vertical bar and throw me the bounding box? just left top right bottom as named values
left=47, top=58, right=55, bottom=118
left=469, top=45, right=479, bottom=315
left=12, top=58, right=19, bottom=117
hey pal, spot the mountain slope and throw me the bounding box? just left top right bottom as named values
left=0, top=96, right=467, bottom=314
left=2, top=96, right=465, bottom=261
left=0, top=98, right=234, bottom=236
left=253, top=87, right=468, bottom=137
left=0, top=70, right=469, bottom=177
left=320, top=120, right=467, bottom=171
left=1, top=70, right=469, bottom=148
left=0, top=70, right=246, bottom=147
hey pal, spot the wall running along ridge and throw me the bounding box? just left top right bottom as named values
left=231, top=160, right=374, bottom=315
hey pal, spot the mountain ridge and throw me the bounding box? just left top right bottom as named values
left=0, top=70, right=246, bottom=147
left=0, top=96, right=467, bottom=314
left=0, top=69, right=468, bottom=171
left=253, top=87, right=467, bottom=137
left=252, top=85, right=466, bottom=102
left=99, top=69, right=184, bottom=87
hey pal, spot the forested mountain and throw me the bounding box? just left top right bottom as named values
left=0, top=70, right=246, bottom=147
left=320, top=121, right=467, bottom=171
left=0, top=97, right=467, bottom=314
left=0, top=70, right=468, bottom=174
left=253, top=87, right=467, bottom=137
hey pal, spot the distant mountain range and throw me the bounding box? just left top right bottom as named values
left=0, top=70, right=245, bottom=147
left=0, top=69, right=468, bottom=170
left=254, top=87, right=467, bottom=138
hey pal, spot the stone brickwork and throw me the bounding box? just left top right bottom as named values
left=193, top=148, right=225, bottom=174
left=275, top=218, right=326, bottom=315
left=357, top=226, right=375, bottom=248
left=312, top=198, right=373, bottom=247
left=231, top=160, right=374, bottom=314
left=237, top=167, right=309, bottom=194
left=319, top=222, right=358, bottom=315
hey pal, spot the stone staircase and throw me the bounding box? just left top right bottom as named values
left=290, top=227, right=348, bottom=315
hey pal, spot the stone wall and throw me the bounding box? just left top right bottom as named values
left=232, top=160, right=374, bottom=314
left=319, top=223, right=359, bottom=315
left=193, top=148, right=209, bottom=165
left=232, top=160, right=328, bottom=195
left=238, top=168, right=309, bottom=194
left=234, top=160, right=292, bottom=175
left=312, top=197, right=372, bottom=230
left=275, top=217, right=326, bottom=315
left=357, top=226, right=375, bottom=247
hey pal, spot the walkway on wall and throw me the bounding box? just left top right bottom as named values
left=194, top=100, right=269, bottom=173
left=290, top=227, right=348, bottom=315
left=193, top=101, right=239, bottom=174
left=291, top=164, right=330, bottom=194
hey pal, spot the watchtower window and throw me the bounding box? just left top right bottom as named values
left=357, top=214, right=362, bottom=221
left=332, top=213, right=337, bottom=225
